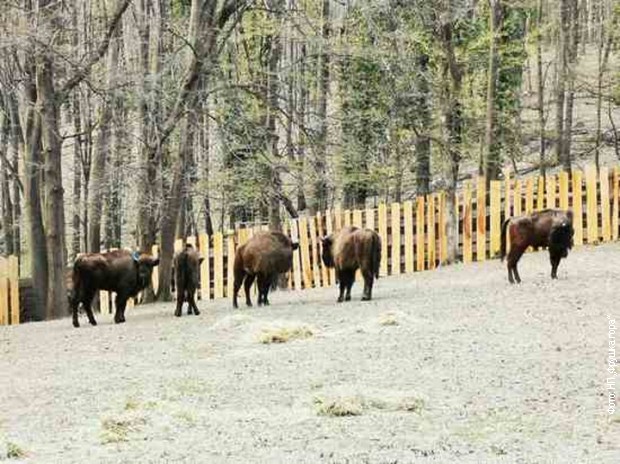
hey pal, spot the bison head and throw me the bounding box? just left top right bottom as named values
left=320, top=235, right=335, bottom=268
left=136, top=255, right=160, bottom=290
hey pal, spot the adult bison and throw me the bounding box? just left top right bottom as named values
left=232, top=231, right=299, bottom=308
left=500, top=209, right=574, bottom=284
left=320, top=226, right=381, bottom=303
left=174, top=243, right=204, bottom=317
left=70, top=249, right=159, bottom=327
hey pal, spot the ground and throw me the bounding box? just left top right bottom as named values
left=1, top=243, right=620, bottom=463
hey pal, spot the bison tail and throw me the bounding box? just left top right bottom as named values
left=372, top=233, right=381, bottom=279
left=500, top=218, right=510, bottom=262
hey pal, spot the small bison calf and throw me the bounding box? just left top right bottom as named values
left=174, top=243, right=204, bottom=317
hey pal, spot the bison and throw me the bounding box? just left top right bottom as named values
left=174, top=243, right=204, bottom=317
left=500, top=209, right=574, bottom=284
left=232, top=231, right=299, bottom=308
left=320, top=226, right=381, bottom=302
left=70, top=249, right=159, bottom=327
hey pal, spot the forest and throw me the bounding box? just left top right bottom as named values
left=0, top=0, right=618, bottom=320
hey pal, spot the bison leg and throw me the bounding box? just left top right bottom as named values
left=80, top=290, right=97, bottom=326
left=244, top=274, right=256, bottom=307
left=549, top=251, right=562, bottom=279
left=114, top=294, right=128, bottom=324
left=507, top=246, right=525, bottom=284
left=71, top=293, right=81, bottom=328
left=233, top=270, right=246, bottom=309
left=336, top=269, right=346, bottom=303
left=189, top=290, right=200, bottom=315
left=361, top=269, right=374, bottom=301
left=175, top=292, right=184, bottom=317
left=337, top=269, right=354, bottom=302
left=257, top=274, right=271, bottom=306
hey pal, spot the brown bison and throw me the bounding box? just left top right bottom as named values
left=232, top=231, right=299, bottom=308
left=320, top=226, right=381, bottom=302
left=174, top=243, right=204, bottom=317
left=500, top=209, right=574, bottom=284
left=70, top=249, right=159, bottom=327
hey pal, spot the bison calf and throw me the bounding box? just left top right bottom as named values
left=70, top=249, right=159, bottom=327
left=232, top=231, right=299, bottom=308
left=321, top=226, right=381, bottom=303
left=500, top=209, right=574, bottom=284
left=174, top=244, right=204, bottom=317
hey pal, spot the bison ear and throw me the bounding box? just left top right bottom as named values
left=150, top=258, right=160, bottom=267
left=291, top=242, right=299, bottom=251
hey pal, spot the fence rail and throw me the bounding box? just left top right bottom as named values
left=6, top=164, right=620, bottom=323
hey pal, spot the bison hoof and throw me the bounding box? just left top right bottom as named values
left=73, top=320, right=80, bottom=328
left=337, top=297, right=344, bottom=303
left=89, top=320, right=97, bottom=326
left=361, top=295, right=371, bottom=301
left=246, top=302, right=252, bottom=308
left=193, top=310, right=200, bottom=316
left=345, top=296, right=351, bottom=302
left=175, top=311, right=181, bottom=317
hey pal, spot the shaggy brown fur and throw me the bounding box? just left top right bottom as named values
left=500, top=209, right=574, bottom=284
left=232, top=231, right=299, bottom=308
left=321, top=226, right=381, bottom=302
left=70, top=249, right=159, bottom=327
left=174, top=244, right=204, bottom=317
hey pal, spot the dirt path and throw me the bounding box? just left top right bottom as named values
left=1, top=244, right=619, bottom=463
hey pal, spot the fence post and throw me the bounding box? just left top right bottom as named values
left=490, top=180, right=501, bottom=258
left=525, top=177, right=534, bottom=214
left=298, top=217, right=312, bottom=288
left=198, top=233, right=210, bottom=300
left=309, top=216, right=321, bottom=287
left=365, top=207, right=375, bottom=231
left=585, top=165, right=598, bottom=244
left=476, top=177, right=487, bottom=261
left=317, top=212, right=329, bottom=287
left=0, top=257, right=7, bottom=325
left=325, top=211, right=336, bottom=283
left=213, top=232, right=224, bottom=299
left=546, top=175, right=557, bottom=209
left=403, top=200, right=414, bottom=274
left=391, top=203, right=401, bottom=275
left=513, top=179, right=522, bottom=216
left=416, top=196, right=425, bottom=271
left=572, top=169, right=584, bottom=246
left=290, top=219, right=303, bottom=290
left=600, top=167, right=611, bottom=242
left=378, top=203, right=388, bottom=276
left=151, top=245, right=159, bottom=297
left=558, top=171, right=569, bottom=211
left=227, top=235, right=235, bottom=298
left=439, top=192, right=448, bottom=264
left=463, top=182, right=472, bottom=264
left=536, top=175, right=545, bottom=211
left=334, top=205, right=343, bottom=231
left=613, top=167, right=619, bottom=241
left=427, top=195, right=436, bottom=270
left=353, top=209, right=363, bottom=229
left=504, top=171, right=512, bottom=220
left=8, top=256, right=19, bottom=325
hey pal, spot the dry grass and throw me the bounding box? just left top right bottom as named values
left=5, top=442, right=27, bottom=459
left=314, top=396, right=364, bottom=417
left=259, top=325, right=313, bottom=344
left=100, top=416, right=145, bottom=444
left=378, top=312, right=399, bottom=326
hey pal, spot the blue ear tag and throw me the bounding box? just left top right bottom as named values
left=131, top=251, right=140, bottom=262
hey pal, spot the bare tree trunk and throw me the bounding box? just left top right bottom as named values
left=415, top=53, right=431, bottom=196
left=7, top=94, right=22, bottom=258
left=0, top=104, right=14, bottom=255
left=555, top=0, right=568, bottom=169
left=536, top=0, right=546, bottom=176
left=560, top=0, right=579, bottom=170
left=71, top=92, right=83, bottom=258
left=484, top=0, right=503, bottom=181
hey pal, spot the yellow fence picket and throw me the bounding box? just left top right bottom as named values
left=198, top=233, right=210, bottom=300
left=613, top=167, right=619, bottom=241
left=391, top=203, right=401, bottom=275
left=325, top=211, right=336, bottom=283
left=427, top=195, right=436, bottom=270
left=463, top=183, right=472, bottom=264
left=525, top=177, right=534, bottom=214
left=299, top=217, right=312, bottom=289
left=536, top=176, right=545, bottom=211
left=572, top=170, right=584, bottom=246
left=559, top=171, right=569, bottom=211
left=290, top=219, right=303, bottom=290
left=585, top=165, right=598, bottom=244
left=334, top=205, right=342, bottom=232
left=8, top=256, right=19, bottom=325
left=477, top=177, right=486, bottom=261
left=365, top=208, right=375, bottom=231
left=227, top=235, right=235, bottom=298
left=546, top=175, right=556, bottom=209
left=490, top=180, right=501, bottom=258
left=439, top=192, right=448, bottom=264
left=174, top=239, right=184, bottom=254
left=0, top=257, right=7, bottom=325
left=378, top=203, right=388, bottom=276
left=353, top=209, right=363, bottom=229
left=344, top=209, right=351, bottom=227
left=403, top=201, right=414, bottom=273
left=317, top=213, right=329, bottom=287
left=213, top=232, right=224, bottom=299
left=416, top=197, right=425, bottom=271
left=513, top=179, right=522, bottom=216
left=151, top=245, right=159, bottom=296
left=600, top=167, right=611, bottom=242
left=309, top=216, right=321, bottom=288
left=504, top=173, right=512, bottom=220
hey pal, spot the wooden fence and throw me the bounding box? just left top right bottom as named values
left=0, top=255, right=20, bottom=326
left=100, top=164, right=620, bottom=316
left=12, top=163, right=620, bottom=320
